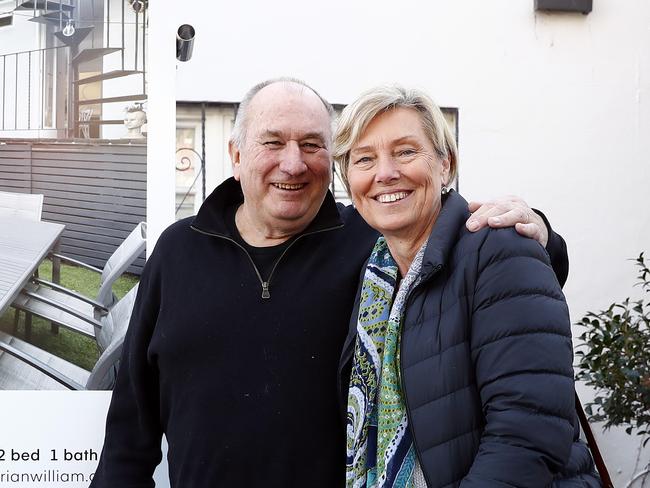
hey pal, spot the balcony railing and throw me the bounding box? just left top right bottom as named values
left=0, top=0, right=147, bottom=139
left=0, top=46, right=67, bottom=132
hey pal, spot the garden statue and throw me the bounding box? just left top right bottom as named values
left=124, top=103, right=147, bottom=139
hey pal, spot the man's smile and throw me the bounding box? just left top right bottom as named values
left=272, top=183, right=307, bottom=190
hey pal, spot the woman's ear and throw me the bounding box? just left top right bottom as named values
left=440, top=157, right=451, bottom=185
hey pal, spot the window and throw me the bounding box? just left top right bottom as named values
left=175, top=124, right=201, bottom=220
left=0, top=13, right=12, bottom=28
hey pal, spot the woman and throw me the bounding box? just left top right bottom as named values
left=334, top=86, right=600, bottom=487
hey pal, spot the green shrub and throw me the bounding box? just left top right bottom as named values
left=576, top=253, right=650, bottom=446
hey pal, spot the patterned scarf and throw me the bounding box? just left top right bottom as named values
left=346, top=237, right=426, bottom=488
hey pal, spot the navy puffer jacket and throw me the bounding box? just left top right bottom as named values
left=339, top=190, right=600, bottom=487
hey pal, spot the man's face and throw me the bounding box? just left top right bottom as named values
left=230, top=83, right=333, bottom=237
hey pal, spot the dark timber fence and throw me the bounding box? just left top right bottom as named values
left=0, top=140, right=146, bottom=274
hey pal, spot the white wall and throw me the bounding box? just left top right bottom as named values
left=175, top=0, right=650, bottom=323
left=146, top=0, right=175, bottom=253
left=170, top=0, right=650, bottom=483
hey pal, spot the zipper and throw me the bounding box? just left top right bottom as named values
left=261, top=281, right=270, bottom=299
left=399, top=263, right=441, bottom=488
left=191, top=223, right=343, bottom=299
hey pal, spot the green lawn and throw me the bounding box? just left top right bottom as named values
left=0, top=259, right=139, bottom=371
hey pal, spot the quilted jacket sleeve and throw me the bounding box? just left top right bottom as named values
left=90, top=242, right=164, bottom=488
left=461, top=228, right=575, bottom=487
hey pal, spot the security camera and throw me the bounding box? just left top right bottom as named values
left=176, top=24, right=195, bottom=62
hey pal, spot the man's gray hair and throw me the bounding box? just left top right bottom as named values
left=229, top=77, right=335, bottom=147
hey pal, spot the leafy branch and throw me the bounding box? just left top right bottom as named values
left=575, top=253, right=650, bottom=447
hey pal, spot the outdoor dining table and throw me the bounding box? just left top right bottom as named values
left=0, top=216, right=65, bottom=317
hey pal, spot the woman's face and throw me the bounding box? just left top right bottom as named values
left=347, top=107, right=449, bottom=244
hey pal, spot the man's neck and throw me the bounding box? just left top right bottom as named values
left=235, top=204, right=307, bottom=247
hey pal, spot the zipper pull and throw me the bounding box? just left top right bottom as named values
left=261, top=282, right=270, bottom=299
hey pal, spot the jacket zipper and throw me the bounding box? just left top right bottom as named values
left=399, top=263, right=441, bottom=488
left=190, top=223, right=343, bottom=299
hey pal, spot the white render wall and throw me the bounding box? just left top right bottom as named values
left=171, top=0, right=650, bottom=483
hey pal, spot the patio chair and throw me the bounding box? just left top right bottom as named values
left=0, top=284, right=138, bottom=390
left=12, top=222, right=146, bottom=339
left=0, top=190, right=44, bottom=221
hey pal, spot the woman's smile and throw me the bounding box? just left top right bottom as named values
left=372, top=190, right=412, bottom=203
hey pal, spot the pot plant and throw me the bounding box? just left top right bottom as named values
left=576, top=253, right=650, bottom=487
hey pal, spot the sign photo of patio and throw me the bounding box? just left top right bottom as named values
left=0, top=0, right=147, bottom=391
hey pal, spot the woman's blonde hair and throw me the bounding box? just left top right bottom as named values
left=333, top=85, right=458, bottom=194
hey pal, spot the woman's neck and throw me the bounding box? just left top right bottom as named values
left=383, top=208, right=439, bottom=276
left=385, top=236, right=426, bottom=277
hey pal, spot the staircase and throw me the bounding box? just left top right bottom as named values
left=16, top=0, right=147, bottom=138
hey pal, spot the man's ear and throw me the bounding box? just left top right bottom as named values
left=229, top=140, right=241, bottom=181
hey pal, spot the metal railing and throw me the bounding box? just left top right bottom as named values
left=0, top=46, right=68, bottom=132
left=104, top=0, right=147, bottom=74
left=1, top=0, right=147, bottom=137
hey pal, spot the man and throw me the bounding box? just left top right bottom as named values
left=91, top=78, right=567, bottom=487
